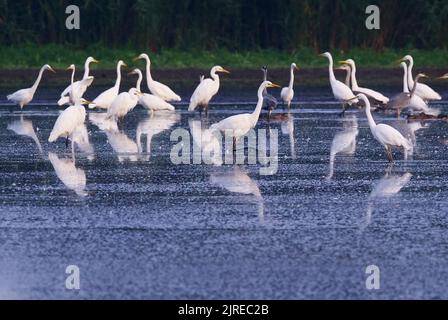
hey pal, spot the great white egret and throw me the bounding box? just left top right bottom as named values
left=48, top=65, right=87, bottom=155
left=339, top=59, right=389, bottom=104
left=134, top=53, right=181, bottom=101
left=64, top=64, right=94, bottom=106
left=210, top=81, right=280, bottom=151
left=261, top=66, right=278, bottom=118
left=359, top=93, right=412, bottom=162
left=387, top=69, right=429, bottom=116
left=280, top=63, right=299, bottom=109
left=107, top=88, right=142, bottom=121
left=188, top=66, right=230, bottom=114
left=7, top=64, right=55, bottom=109
left=88, top=60, right=126, bottom=109
left=319, top=52, right=358, bottom=113
left=400, top=55, right=441, bottom=101
left=128, top=69, right=175, bottom=113
left=58, top=57, right=98, bottom=106
left=326, top=115, right=359, bottom=180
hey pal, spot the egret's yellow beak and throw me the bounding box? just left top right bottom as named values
left=128, top=71, right=137, bottom=76
left=66, top=66, right=73, bottom=71
left=338, top=60, right=349, bottom=65
left=268, top=83, right=281, bottom=89
left=319, top=53, right=326, bottom=57
left=294, top=65, right=300, bottom=70
left=136, top=91, right=143, bottom=96
left=438, top=74, right=448, bottom=80
left=122, top=63, right=128, bottom=67
left=420, top=74, right=429, bottom=79
left=81, top=99, right=93, bottom=105
left=220, top=68, right=230, bottom=74
left=49, top=67, right=56, bottom=73
left=92, top=59, right=100, bottom=64
left=133, top=56, right=142, bottom=61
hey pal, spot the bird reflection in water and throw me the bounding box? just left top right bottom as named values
left=189, top=118, right=222, bottom=166
left=210, top=166, right=264, bottom=223
left=48, top=152, right=87, bottom=197
left=326, top=115, right=359, bottom=180
left=7, top=115, right=43, bottom=154
left=71, top=124, right=95, bottom=161
left=362, top=168, right=412, bottom=230
left=137, top=112, right=180, bottom=161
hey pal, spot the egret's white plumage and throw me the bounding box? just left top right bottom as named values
left=210, top=81, right=280, bottom=146
left=58, top=57, right=98, bottom=106
left=360, top=93, right=412, bottom=162
left=189, top=119, right=222, bottom=166
left=129, top=69, right=175, bottom=113
left=280, top=63, right=299, bottom=108
left=48, top=65, right=87, bottom=154
left=105, top=130, right=140, bottom=163
left=135, top=53, right=181, bottom=102
left=7, top=64, right=55, bottom=109
left=401, top=55, right=441, bottom=101
left=189, top=66, right=230, bottom=114
left=320, top=52, right=358, bottom=109
left=339, top=59, right=389, bottom=104
left=88, top=60, right=126, bottom=109
left=107, top=88, right=142, bottom=121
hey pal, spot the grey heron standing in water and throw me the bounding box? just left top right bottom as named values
left=261, top=66, right=278, bottom=120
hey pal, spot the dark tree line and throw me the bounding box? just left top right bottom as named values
left=1, top=0, right=448, bottom=50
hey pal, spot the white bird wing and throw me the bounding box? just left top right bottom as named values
left=140, top=94, right=175, bottom=111
left=7, top=88, right=32, bottom=104
left=150, top=81, right=181, bottom=101
left=281, top=87, right=294, bottom=102
left=374, top=124, right=412, bottom=150
left=189, top=79, right=217, bottom=111
left=90, top=86, right=119, bottom=109
left=355, top=87, right=389, bottom=103
left=332, top=80, right=358, bottom=103
left=415, top=83, right=441, bottom=101
left=211, top=114, right=253, bottom=134
left=49, top=106, right=84, bottom=142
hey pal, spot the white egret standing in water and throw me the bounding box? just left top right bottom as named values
left=400, top=55, right=441, bottom=101
left=48, top=65, right=87, bottom=158
left=134, top=53, right=181, bottom=102
left=359, top=93, right=412, bottom=162
left=58, top=57, right=98, bottom=106
left=280, top=63, right=299, bottom=109
left=7, top=64, right=55, bottom=109
left=128, top=69, right=175, bottom=113
left=210, top=81, right=281, bottom=151
left=107, top=88, right=142, bottom=122
left=189, top=66, right=230, bottom=115
left=88, top=60, right=126, bottom=109
left=319, top=52, right=358, bottom=113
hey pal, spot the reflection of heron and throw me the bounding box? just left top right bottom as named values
left=189, top=119, right=222, bottom=166
left=48, top=152, right=87, bottom=197
left=389, top=120, right=426, bottom=148
left=136, top=112, right=180, bottom=161
left=363, top=171, right=412, bottom=229
left=105, top=130, right=139, bottom=163
left=210, top=166, right=264, bottom=223
left=7, top=115, right=43, bottom=154
left=326, top=115, right=359, bottom=180
left=89, top=112, right=119, bottom=132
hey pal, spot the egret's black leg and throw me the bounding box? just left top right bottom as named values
left=65, top=136, right=69, bottom=149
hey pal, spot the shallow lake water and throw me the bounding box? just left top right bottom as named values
left=1, top=89, right=448, bottom=299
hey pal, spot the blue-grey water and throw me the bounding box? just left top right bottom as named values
left=1, top=88, right=448, bottom=299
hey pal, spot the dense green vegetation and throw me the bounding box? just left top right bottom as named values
left=0, top=45, right=447, bottom=69
left=1, top=1, right=448, bottom=69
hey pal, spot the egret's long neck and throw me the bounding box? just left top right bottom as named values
left=402, top=66, right=409, bottom=93
left=407, top=60, right=414, bottom=88
left=135, top=72, right=142, bottom=92
left=364, top=99, right=376, bottom=130
left=70, top=68, right=76, bottom=86
left=31, top=66, right=46, bottom=93
left=350, top=64, right=359, bottom=89
left=211, top=70, right=220, bottom=85
left=345, top=69, right=351, bottom=87
left=251, top=85, right=265, bottom=125
left=410, top=78, right=420, bottom=98
left=145, top=58, right=153, bottom=84
left=327, top=56, right=336, bottom=83
left=288, top=67, right=295, bottom=89
left=114, top=64, right=122, bottom=89
left=83, top=60, right=91, bottom=80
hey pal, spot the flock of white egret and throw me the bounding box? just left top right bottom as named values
left=6, top=51, right=447, bottom=163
